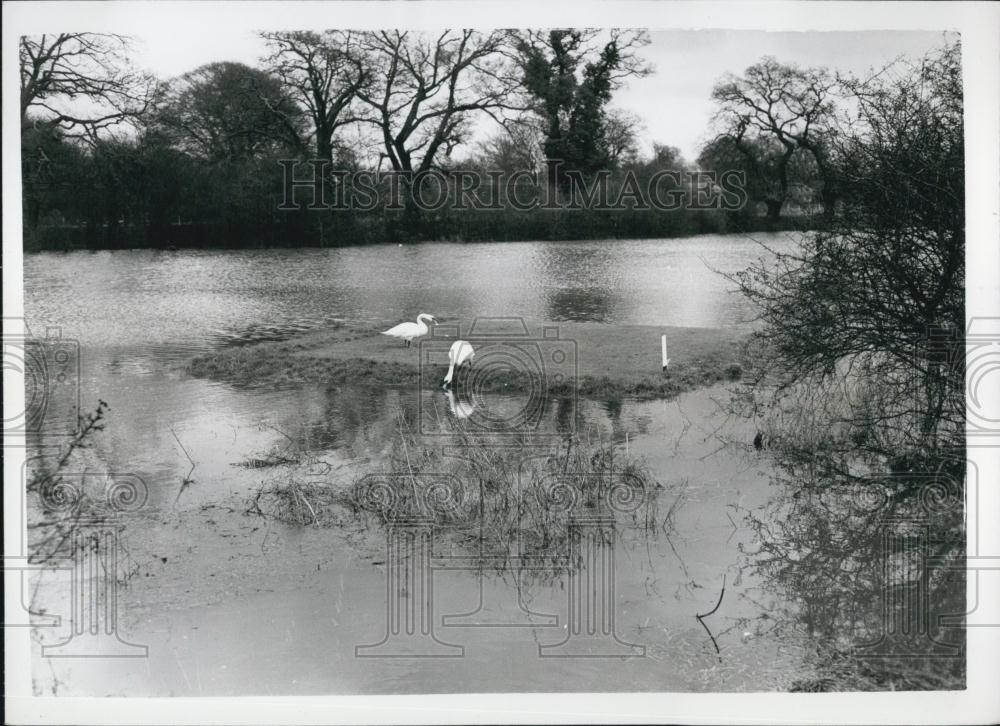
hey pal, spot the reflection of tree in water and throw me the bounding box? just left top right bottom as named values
left=599, top=395, right=630, bottom=447
left=603, top=395, right=624, bottom=421
left=737, top=460, right=964, bottom=691
left=302, top=385, right=586, bottom=456
left=535, top=242, right=642, bottom=323
left=545, top=286, right=620, bottom=323
left=553, top=396, right=579, bottom=434
left=730, top=363, right=966, bottom=689
left=298, top=384, right=398, bottom=455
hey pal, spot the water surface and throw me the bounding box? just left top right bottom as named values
left=25, top=233, right=794, bottom=354
left=23, top=234, right=806, bottom=695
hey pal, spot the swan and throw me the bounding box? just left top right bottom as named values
left=443, top=340, right=475, bottom=388
left=380, top=313, right=437, bottom=347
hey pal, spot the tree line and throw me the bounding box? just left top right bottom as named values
left=21, top=29, right=941, bottom=249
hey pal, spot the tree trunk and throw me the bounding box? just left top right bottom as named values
left=400, top=174, right=423, bottom=237
left=24, top=191, right=41, bottom=232
left=765, top=198, right=783, bottom=222
left=820, top=186, right=838, bottom=221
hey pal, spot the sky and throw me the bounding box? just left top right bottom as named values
left=130, top=28, right=951, bottom=162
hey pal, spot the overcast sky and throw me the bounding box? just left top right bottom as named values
left=131, top=28, right=952, bottom=162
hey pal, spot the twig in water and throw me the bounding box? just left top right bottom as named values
left=666, top=401, right=692, bottom=457
left=695, top=573, right=727, bottom=661
left=396, top=409, right=419, bottom=510
left=662, top=529, right=690, bottom=578
left=561, top=434, right=573, bottom=474
left=725, top=509, right=740, bottom=544
left=698, top=441, right=729, bottom=462
left=170, top=426, right=197, bottom=506
left=292, top=483, right=318, bottom=525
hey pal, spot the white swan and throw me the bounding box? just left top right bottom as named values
left=380, top=313, right=437, bottom=347
left=443, top=340, right=475, bottom=388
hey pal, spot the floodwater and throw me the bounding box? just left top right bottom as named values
left=22, top=234, right=809, bottom=695
left=24, top=233, right=797, bottom=351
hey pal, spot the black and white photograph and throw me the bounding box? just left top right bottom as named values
left=4, top=1, right=999, bottom=723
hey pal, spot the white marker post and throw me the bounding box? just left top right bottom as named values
left=661, top=333, right=670, bottom=371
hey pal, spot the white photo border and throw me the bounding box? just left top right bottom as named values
left=4, top=1, right=998, bottom=724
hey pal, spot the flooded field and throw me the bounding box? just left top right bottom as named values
left=22, top=234, right=814, bottom=695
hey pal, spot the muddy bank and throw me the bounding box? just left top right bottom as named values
left=188, top=319, right=746, bottom=400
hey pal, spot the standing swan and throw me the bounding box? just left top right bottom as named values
left=381, top=313, right=437, bottom=347
left=443, top=340, right=475, bottom=388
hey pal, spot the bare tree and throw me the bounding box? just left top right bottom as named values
left=356, top=30, right=522, bottom=176
left=602, top=108, right=643, bottom=167
left=19, top=33, right=157, bottom=141
left=259, top=31, right=369, bottom=161
left=473, top=125, right=545, bottom=173
left=710, top=57, right=836, bottom=220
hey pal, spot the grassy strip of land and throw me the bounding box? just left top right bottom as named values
left=187, top=318, right=747, bottom=401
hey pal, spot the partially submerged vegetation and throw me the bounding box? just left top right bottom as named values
left=244, top=411, right=686, bottom=572
left=188, top=319, right=746, bottom=402
left=25, top=401, right=135, bottom=564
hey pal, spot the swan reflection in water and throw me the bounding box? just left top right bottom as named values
left=444, top=389, right=476, bottom=420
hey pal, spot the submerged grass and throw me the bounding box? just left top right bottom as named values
left=245, top=411, right=686, bottom=571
